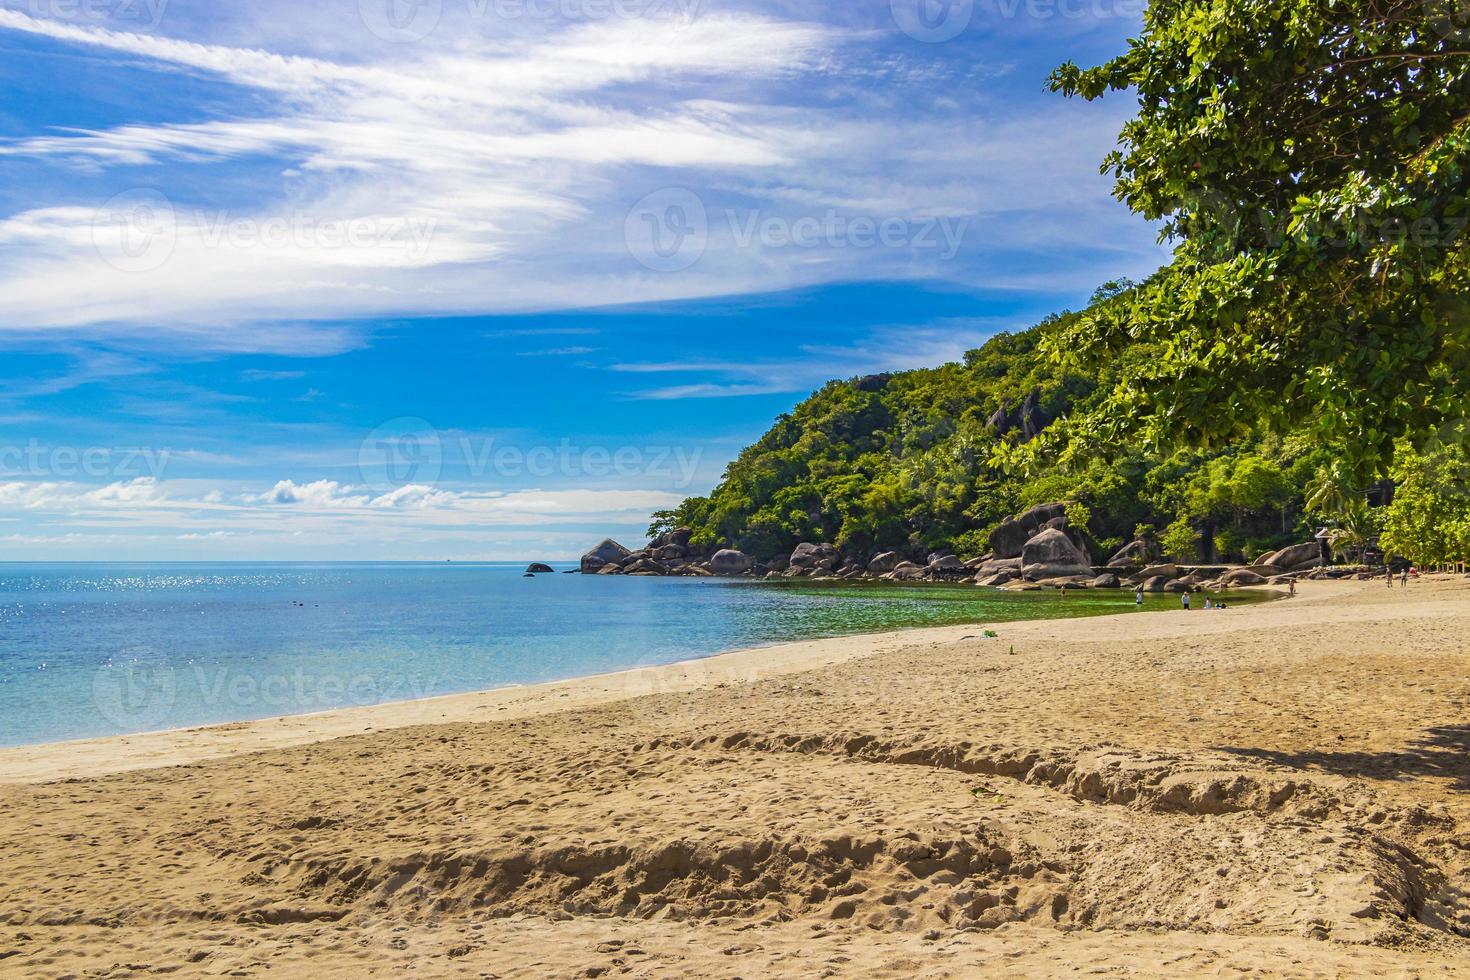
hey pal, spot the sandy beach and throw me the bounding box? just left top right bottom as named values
left=3, top=577, right=1470, bottom=977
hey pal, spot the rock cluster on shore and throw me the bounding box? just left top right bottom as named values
left=578, top=501, right=1356, bottom=592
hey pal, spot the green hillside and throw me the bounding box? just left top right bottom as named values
left=653, top=0, right=1470, bottom=573
left=652, top=300, right=1344, bottom=567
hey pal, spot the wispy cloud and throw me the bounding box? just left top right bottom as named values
left=0, top=475, right=683, bottom=547
left=613, top=318, right=1006, bottom=399
left=631, top=382, right=798, bottom=400
left=0, top=8, right=842, bottom=337
left=517, top=346, right=598, bottom=357
left=610, top=361, right=753, bottom=374
left=0, top=349, right=153, bottom=399
left=240, top=369, right=305, bottom=381
left=481, top=327, right=600, bottom=339
left=0, top=2, right=1163, bottom=558
left=0, top=4, right=1161, bottom=346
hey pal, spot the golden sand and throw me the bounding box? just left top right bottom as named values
left=3, top=577, right=1469, bottom=977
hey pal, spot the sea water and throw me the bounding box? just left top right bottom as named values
left=0, top=562, right=1263, bottom=747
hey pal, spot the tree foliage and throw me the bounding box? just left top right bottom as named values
left=1380, top=443, right=1470, bottom=564
left=1046, top=0, right=1470, bottom=483
left=656, top=3, right=1470, bottom=566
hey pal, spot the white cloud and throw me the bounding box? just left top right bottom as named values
left=0, top=5, right=1163, bottom=342
left=0, top=476, right=683, bottom=558
left=260, top=478, right=362, bottom=506
left=83, top=476, right=167, bottom=504
left=0, top=481, right=68, bottom=509
left=611, top=318, right=1014, bottom=399
left=518, top=346, right=598, bottom=356
left=1, top=475, right=676, bottom=521
left=249, top=478, right=680, bottom=517
left=629, top=381, right=797, bottom=400
left=240, top=368, right=306, bottom=381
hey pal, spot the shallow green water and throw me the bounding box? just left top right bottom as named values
left=743, top=578, right=1270, bottom=636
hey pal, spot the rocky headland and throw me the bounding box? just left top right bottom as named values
left=580, top=501, right=1361, bottom=594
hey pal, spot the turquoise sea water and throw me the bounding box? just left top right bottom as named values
left=0, top=563, right=1266, bottom=747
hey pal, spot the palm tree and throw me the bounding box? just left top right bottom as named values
left=1305, top=460, right=1356, bottom=517
left=1323, top=498, right=1380, bottom=566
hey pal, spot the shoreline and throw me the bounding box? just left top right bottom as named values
left=1, top=583, right=1288, bottom=784
left=0, top=616, right=1047, bottom=785
left=5, top=575, right=1470, bottom=977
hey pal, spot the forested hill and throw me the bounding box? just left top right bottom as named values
left=646, top=0, right=1470, bottom=572
left=652, top=306, right=1339, bottom=567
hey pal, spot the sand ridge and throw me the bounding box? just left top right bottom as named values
left=2, top=577, right=1470, bottom=976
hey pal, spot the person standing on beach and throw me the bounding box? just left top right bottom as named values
left=1401, top=567, right=1409, bottom=587
left=1386, top=567, right=1394, bottom=588
left=1135, top=587, right=1144, bottom=606
left=1181, top=591, right=1191, bottom=610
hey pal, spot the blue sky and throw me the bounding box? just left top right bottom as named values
left=0, top=0, right=1163, bottom=560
